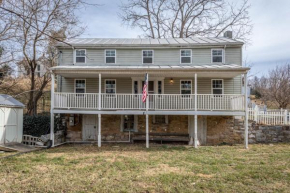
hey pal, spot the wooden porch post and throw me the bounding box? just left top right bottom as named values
left=244, top=73, right=248, bottom=149
left=146, top=73, right=149, bottom=148
left=194, top=73, right=198, bottom=148
left=50, top=72, right=55, bottom=147
left=98, top=73, right=101, bottom=147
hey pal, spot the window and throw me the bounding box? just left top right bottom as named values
left=133, top=81, right=138, bottom=94
left=123, top=115, right=135, bottom=132
left=212, top=49, right=224, bottom=63
left=142, top=50, right=153, bottom=64
left=75, top=79, right=86, bottom=93
left=180, top=80, right=192, bottom=97
left=105, top=79, right=116, bottom=94
left=76, top=49, right=86, bottom=63
left=105, top=50, right=116, bottom=63
left=157, top=81, right=162, bottom=94
left=180, top=49, right=192, bottom=63
left=212, top=79, right=223, bottom=95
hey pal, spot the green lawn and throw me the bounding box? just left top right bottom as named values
left=0, top=143, right=289, bottom=192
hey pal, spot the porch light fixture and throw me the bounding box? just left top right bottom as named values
left=170, top=78, right=174, bottom=84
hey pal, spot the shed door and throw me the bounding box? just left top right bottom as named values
left=82, top=115, right=97, bottom=141
left=0, top=108, right=18, bottom=144
left=5, top=108, right=18, bottom=143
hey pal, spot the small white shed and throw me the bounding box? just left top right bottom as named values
left=0, top=94, right=24, bottom=145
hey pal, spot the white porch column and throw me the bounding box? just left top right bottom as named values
left=194, top=73, right=198, bottom=148
left=98, top=73, right=102, bottom=147
left=146, top=73, right=149, bottom=148
left=244, top=73, right=249, bottom=149
left=50, top=73, right=55, bottom=147
left=98, top=114, right=101, bottom=147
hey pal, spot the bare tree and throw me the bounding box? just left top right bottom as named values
left=251, top=64, right=290, bottom=109
left=119, top=0, right=252, bottom=43
left=0, top=0, right=90, bottom=115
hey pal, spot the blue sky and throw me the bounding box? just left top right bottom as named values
left=78, top=0, right=290, bottom=77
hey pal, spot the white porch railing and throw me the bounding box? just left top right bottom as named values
left=54, top=93, right=245, bottom=111
left=54, top=93, right=99, bottom=109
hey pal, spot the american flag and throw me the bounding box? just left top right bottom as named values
left=142, top=73, right=148, bottom=103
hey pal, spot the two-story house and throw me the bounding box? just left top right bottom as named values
left=50, top=32, right=250, bottom=148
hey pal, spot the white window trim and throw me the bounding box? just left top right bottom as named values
left=131, top=77, right=164, bottom=94
left=180, top=49, right=192, bottom=64
left=120, top=115, right=138, bottom=132
left=74, top=79, right=86, bottom=93
left=75, top=49, right=86, bottom=64
left=155, top=80, right=164, bottom=95
left=211, top=49, right=225, bottom=63
left=105, top=49, right=116, bottom=64
left=142, top=50, right=154, bottom=64
left=104, top=79, right=117, bottom=94
left=211, top=79, right=224, bottom=94
left=180, top=79, right=192, bottom=98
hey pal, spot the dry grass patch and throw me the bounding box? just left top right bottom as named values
left=0, top=143, right=289, bottom=192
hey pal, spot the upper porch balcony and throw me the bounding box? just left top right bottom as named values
left=51, top=64, right=249, bottom=115
left=54, top=93, right=244, bottom=111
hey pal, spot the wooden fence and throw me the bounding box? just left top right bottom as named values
left=248, top=106, right=289, bottom=125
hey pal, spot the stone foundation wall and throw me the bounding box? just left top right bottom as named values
left=66, top=115, right=82, bottom=141
left=64, top=114, right=290, bottom=145
left=65, top=115, right=189, bottom=142
left=206, top=116, right=244, bottom=145
left=138, top=115, right=188, bottom=134
left=101, top=115, right=129, bottom=141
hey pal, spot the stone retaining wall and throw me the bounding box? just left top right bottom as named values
left=207, top=116, right=290, bottom=145
left=248, top=123, right=290, bottom=144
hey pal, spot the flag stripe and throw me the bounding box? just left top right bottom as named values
left=142, top=73, right=148, bottom=103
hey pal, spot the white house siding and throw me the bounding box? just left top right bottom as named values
left=60, top=49, right=73, bottom=65
left=61, top=77, right=132, bottom=93
left=58, top=47, right=242, bottom=66
left=164, top=77, right=241, bottom=94
left=225, top=47, right=242, bottom=65
left=60, top=77, right=241, bottom=94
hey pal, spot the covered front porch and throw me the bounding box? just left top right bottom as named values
left=50, top=64, right=250, bottom=148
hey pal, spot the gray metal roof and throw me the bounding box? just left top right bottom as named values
left=0, top=94, right=25, bottom=108
left=56, top=37, right=243, bottom=47
left=51, top=64, right=249, bottom=71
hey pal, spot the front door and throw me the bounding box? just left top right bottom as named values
left=82, top=115, right=97, bottom=141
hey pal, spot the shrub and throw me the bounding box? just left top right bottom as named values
left=23, top=115, right=65, bottom=137
left=23, top=115, right=50, bottom=137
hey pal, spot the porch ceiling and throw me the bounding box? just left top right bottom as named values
left=51, top=64, right=249, bottom=78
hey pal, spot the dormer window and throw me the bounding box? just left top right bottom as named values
left=142, top=50, right=153, bottom=64
left=75, top=49, right=86, bottom=63
left=212, top=49, right=224, bottom=63
left=105, top=50, right=116, bottom=63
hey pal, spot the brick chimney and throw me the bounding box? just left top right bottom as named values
left=224, top=31, right=233, bottom=39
